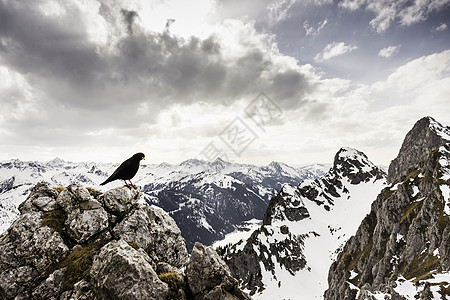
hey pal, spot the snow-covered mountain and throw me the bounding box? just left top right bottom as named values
left=217, top=147, right=387, bottom=299
left=325, top=116, right=450, bottom=300
left=0, top=157, right=329, bottom=249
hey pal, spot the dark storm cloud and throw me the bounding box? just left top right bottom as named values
left=0, top=0, right=315, bottom=137
left=0, top=2, right=101, bottom=80
left=121, top=9, right=138, bottom=34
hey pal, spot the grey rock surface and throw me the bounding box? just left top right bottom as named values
left=387, top=116, right=450, bottom=184
left=90, top=239, right=169, bottom=299
left=112, top=204, right=188, bottom=268
left=187, top=242, right=251, bottom=300
left=0, top=183, right=249, bottom=300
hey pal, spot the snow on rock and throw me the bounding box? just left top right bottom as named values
left=219, top=147, right=386, bottom=299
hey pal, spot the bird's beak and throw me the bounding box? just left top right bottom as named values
left=142, top=157, right=145, bottom=160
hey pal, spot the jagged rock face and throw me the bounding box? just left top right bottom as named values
left=263, top=184, right=309, bottom=225
left=219, top=224, right=307, bottom=295
left=387, top=116, right=450, bottom=184
left=220, top=147, right=386, bottom=298
left=0, top=183, right=248, bottom=300
left=298, top=147, right=386, bottom=209
left=112, top=205, right=187, bottom=268
left=333, top=148, right=386, bottom=185
left=186, top=242, right=251, bottom=300
left=325, top=117, right=450, bottom=300
left=90, top=240, right=169, bottom=299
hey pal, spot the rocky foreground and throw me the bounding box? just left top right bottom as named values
left=0, top=183, right=251, bottom=300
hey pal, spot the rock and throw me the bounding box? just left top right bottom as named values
left=387, top=116, right=450, bottom=184
left=56, top=185, right=109, bottom=243
left=99, top=185, right=141, bottom=215
left=263, top=184, right=309, bottom=225
left=0, top=181, right=253, bottom=300
left=113, top=204, right=188, bottom=268
left=18, top=182, right=59, bottom=214
left=0, top=212, right=69, bottom=298
left=32, top=268, right=66, bottom=299
left=187, top=242, right=251, bottom=300
left=60, top=280, right=95, bottom=300
left=90, top=239, right=169, bottom=299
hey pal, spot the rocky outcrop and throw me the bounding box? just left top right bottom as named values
left=387, top=116, right=450, bottom=184
left=187, top=242, right=251, bottom=300
left=0, top=183, right=249, bottom=299
left=90, top=240, right=169, bottom=299
left=325, top=117, right=450, bottom=299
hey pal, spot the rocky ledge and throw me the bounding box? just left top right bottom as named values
left=0, top=183, right=250, bottom=300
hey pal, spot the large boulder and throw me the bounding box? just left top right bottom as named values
left=113, top=205, right=188, bottom=268
left=56, top=185, right=109, bottom=243
left=187, top=242, right=251, bottom=300
left=90, top=239, right=169, bottom=299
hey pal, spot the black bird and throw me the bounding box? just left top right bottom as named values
left=100, top=153, right=145, bottom=187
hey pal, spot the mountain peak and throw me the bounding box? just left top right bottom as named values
left=332, top=147, right=385, bottom=184
left=387, top=116, right=450, bottom=184
left=180, top=158, right=206, bottom=168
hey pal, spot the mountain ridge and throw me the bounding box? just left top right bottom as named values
left=218, top=147, right=386, bottom=299
left=325, top=116, right=450, bottom=299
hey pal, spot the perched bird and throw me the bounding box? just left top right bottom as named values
left=100, top=153, right=145, bottom=187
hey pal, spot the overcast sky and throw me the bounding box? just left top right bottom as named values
left=1, top=0, right=449, bottom=166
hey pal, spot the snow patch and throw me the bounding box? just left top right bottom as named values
left=440, top=185, right=450, bottom=215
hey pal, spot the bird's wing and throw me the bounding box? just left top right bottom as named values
left=109, top=158, right=133, bottom=178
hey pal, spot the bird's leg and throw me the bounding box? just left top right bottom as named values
left=123, top=180, right=130, bottom=187
left=129, top=179, right=136, bottom=188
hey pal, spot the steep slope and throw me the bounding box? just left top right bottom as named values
left=325, top=116, right=450, bottom=300
left=0, top=183, right=250, bottom=300
left=218, top=147, right=386, bottom=299
left=0, top=158, right=327, bottom=249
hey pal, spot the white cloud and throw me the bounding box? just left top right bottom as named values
left=338, top=0, right=366, bottom=11
left=304, top=19, right=328, bottom=36
left=314, top=42, right=359, bottom=62
left=378, top=45, right=401, bottom=58
left=432, top=23, right=448, bottom=31
left=339, top=0, right=450, bottom=33
left=267, top=0, right=298, bottom=24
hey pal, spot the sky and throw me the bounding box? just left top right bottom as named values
left=0, top=0, right=449, bottom=166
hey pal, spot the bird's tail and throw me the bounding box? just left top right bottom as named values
left=100, top=179, right=109, bottom=186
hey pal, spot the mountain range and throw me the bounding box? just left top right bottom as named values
left=0, top=156, right=329, bottom=250
left=216, top=116, right=450, bottom=300
left=218, top=147, right=387, bottom=299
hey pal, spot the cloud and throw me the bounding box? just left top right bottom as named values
left=432, top=23, right=448, bottom=31
left=338, top=0, right=366, bottom=11
left=0, top=0, right=317, bottom=155
left=266, top=0, right=299, bottom=24
left=338, top=0, right=450, bottom=33
left=303, top=19, right=328, bottom=36
left=378, top=45, right=401, bottom=58
left=314, top=42, right=359, bottom=62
